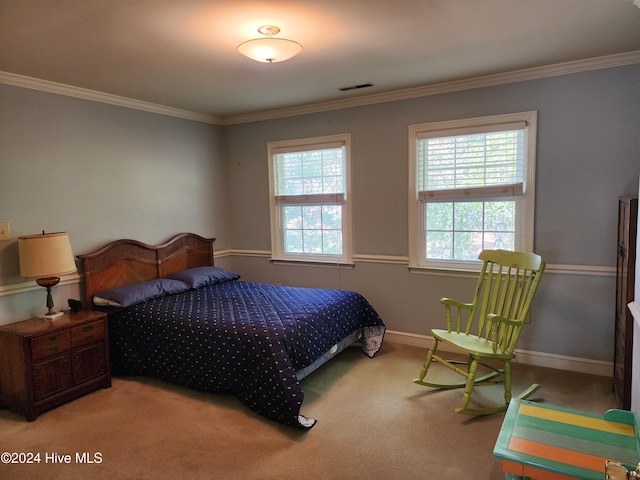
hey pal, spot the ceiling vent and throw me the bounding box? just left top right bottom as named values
left=339, top=83, right=373, bottom=92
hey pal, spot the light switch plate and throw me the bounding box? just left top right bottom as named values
left=0, top=222, right=10, bottom=240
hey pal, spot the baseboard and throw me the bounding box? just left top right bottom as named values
left=384, top=330, right=613, bottom=378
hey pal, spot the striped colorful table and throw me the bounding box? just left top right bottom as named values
left=493, top=399, right=640, bottom=479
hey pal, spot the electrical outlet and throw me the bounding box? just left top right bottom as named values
left=0, top=222, right=10, bottom=240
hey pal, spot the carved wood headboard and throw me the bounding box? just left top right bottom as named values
left=76, top=233, right=215, bottom=308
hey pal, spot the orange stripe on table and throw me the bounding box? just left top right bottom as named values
left=519, top=404, right=635, bottom=437
left=508, top=436, right=621, bottom=473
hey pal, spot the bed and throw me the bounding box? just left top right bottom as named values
left=77, top=233, right=386, bottom=429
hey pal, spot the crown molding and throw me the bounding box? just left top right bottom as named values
left=222, top=50, right=640, bottom=125
left=2, top=50, right=639, bottom=126
left=0, top=71, right=223, bottom=125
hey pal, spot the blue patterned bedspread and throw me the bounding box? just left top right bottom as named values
left=107, top=280, right=385, bottom=428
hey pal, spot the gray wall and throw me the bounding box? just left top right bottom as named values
left=0, top=64, right=638, bottom=367
left=0, top=84, right=229, bottom=321
left=223, top=64, right=640, bottom=363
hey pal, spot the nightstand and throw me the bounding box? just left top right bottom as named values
left=0, top=310, right=111, bottom=421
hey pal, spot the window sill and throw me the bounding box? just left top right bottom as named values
left=270, top=258, right=355, bottom=269
left=408, top=262, right=481, bottom=277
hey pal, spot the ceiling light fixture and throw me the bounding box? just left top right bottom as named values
left=238, top=25, right=302, bottom=64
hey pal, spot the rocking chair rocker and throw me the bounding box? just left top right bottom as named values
left=413, top=249, right=545, bottom=415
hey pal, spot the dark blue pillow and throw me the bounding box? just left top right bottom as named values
left=93, top=278, right=190, bottom=308
left=167, top=266, right=240, bottom=289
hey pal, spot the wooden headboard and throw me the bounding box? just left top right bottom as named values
left=77, top=233, right=215, bottom=308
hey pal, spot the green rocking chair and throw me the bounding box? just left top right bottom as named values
left=413, top=249, right=545, bottom=415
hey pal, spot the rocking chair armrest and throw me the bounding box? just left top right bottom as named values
left=440, top=298, right=473, bottom=309
left=441, top=298, right=475, bottom=332
left=488, top=314, right=523, bottom=352
left=487, top=313, right=522, bottom=327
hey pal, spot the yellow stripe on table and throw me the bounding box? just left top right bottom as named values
left=519, top=403, right=635, bottom=437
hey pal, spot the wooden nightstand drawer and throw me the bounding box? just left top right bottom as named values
left=30, top=331, right=71, bottom=360
left=71, top=319, right=105, bottom=347
left=0, top=310, right=111, bottom=421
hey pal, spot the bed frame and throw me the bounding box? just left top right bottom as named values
left=77, top=233, right=215, bottom=308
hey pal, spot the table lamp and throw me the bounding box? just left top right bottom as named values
left=19, top=232, right=77, bottom=320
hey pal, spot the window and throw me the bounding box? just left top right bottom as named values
left=409, top=112, right=537, bottom=270
left=268, top=134, right=352, bottom=263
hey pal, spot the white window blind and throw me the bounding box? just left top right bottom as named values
left=418, top=122, right=526, bottom=202
left=273, top=142, right=346, bottom=204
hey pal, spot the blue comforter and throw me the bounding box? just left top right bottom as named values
left=106, top=280, right=385, bottom=428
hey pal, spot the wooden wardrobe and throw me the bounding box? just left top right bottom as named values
left=614, top=195, right=638, bottom=410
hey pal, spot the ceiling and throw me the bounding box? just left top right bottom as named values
left=2, top=0, right=640, bottom=122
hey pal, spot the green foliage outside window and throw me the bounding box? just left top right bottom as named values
left=426, top=201, right=515, bottom=260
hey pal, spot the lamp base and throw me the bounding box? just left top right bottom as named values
left=36, top=276, right=62, bottom=321
left=39, top=311, right=65, bottom=321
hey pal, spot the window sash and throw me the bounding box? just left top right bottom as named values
left=275, top=193, right=346, bottom=205
left=268, top=134, right=352, bottom=263
left=418, top=128, right=525, bottom=195
left=422, top=199, right=518, bottom=262
left=415, top=121, right=526, bottom=140
left=270, top=140, right=345, bottom=155
left=419, top=183, right=523, bottom=202
left=280, top=204, right=344, bottom=256
left=273, top=144, right=346, bottom=198
left=408, top=111, right=537, bottom=271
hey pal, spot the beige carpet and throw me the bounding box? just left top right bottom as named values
left=0, top=342, right=617, bottom=480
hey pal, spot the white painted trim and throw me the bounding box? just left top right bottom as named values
left=2, top=51, right=639, bottom=126
left=222, top=249, right=615, bottom=276
left=353, top=254, right=409, bottom=264
left=629, top=301, right=640, bottom=323
left=267, top=134, right=353, bottom=265
left=220, top=249, right=271, bottom=258
left=632, top=301, right=640, bottom=416
left=0, top=71, right=222, bottom=125
left=384, top=330, right=612, bottom=377
left=222, top=51, right=640, bottom=125
left=407, top=111, right=537, bottom=268
left=547, top=264, right=616, bottom=276
left=0, top=273, right=81, bottom=297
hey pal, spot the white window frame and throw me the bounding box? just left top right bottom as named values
left=408, top=111, right=537, bottom=271
left=268, top=133, right=353, bottom=264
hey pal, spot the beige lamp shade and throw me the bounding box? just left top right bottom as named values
left=19, top=232, right=77, bottom=278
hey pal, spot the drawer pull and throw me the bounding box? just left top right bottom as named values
left=82, top=326, right=94, bottom=333
left=47, top=346, right=59, bottom=354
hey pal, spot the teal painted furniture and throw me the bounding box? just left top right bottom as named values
left=494, top=399, right=640, bottom=479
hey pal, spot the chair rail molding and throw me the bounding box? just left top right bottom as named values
left=0, top=273, right=81, bottom=297
left=222, top=249, right=615, bottom=277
